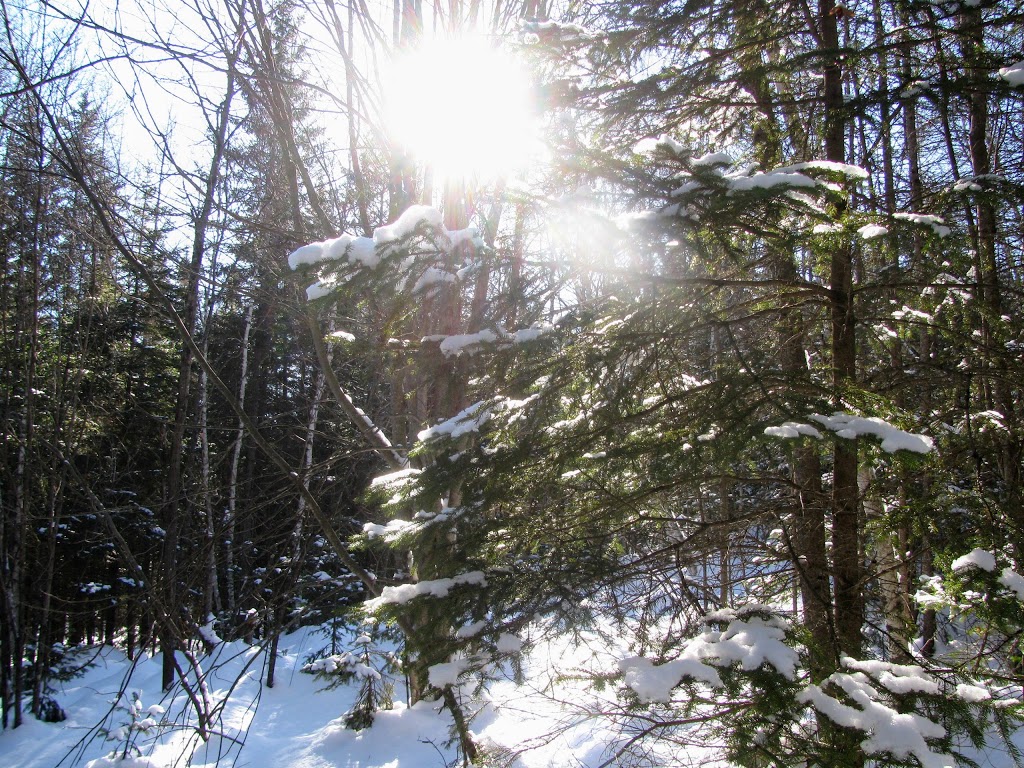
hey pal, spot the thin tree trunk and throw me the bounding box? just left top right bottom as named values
left=160, top=65, right=236, bottom=691
left=199, top=345, right=219, bottom=622
left=268, top=366, right=326, bottom=689
left=225, top=306, right=254, bottom=617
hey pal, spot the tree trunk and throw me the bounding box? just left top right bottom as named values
left=225, top=306, right=254, bottom=617
left=821, top=0, right=862, bottom=660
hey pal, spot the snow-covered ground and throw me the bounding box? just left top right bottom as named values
left=0, top=623, right=693, bottom=768
left=2, top=621, right=1022, bottom=768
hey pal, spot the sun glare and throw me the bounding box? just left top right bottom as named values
left=383, top=36, right=539, bottom=181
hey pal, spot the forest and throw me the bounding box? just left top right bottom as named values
left=1, top=0, right=1023, bottom=765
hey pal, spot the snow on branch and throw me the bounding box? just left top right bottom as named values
left=369, top=468, right=421, bottom=505
left=421, top=323, right=553, bottom=358
left=764, top=412, right=933, bottom=454
left=763, top=422, right=823, bottom=440
left=615, top=154, right=876, bottom=230
left=363, top=571, right=487, bottom=612
left=761, top=415, right=937, bottom=456
left=418, top=400, right=494, bottom=442
left=798, top=671, right=952, bottom=768
left=808, top=413, right=933, bottom=453
left=521, top=19, right=603, bottom=45
left=945, top=547, right=1024, bottom=601
left=618, top=655, right=723, bottom=702
left=814, top=413, right=933, bottom=453
left=618, top=605, right=798, bottom=703
left=362, top=505, right=465, bottom=543
left=840, top=657, right=940, bottom=696
left=361, top=518, right=416, bottom=542
left=726, top=171, right=818, bottom=194
left=951, top=548, right=997, bottom=573
left=286, top=204, right=483, bottom=299
left=893, top=212, right=951, bottom=238
left=999, top=60, right=1024, bottom=86
left=998, top=567, right=1024, bottom=600
left=416, top=394, right=539, bottom=443
left=632, top=134, right=689, bottom=157
left=771, top=160, right=869, bottom=181
left=633, top=149, right=867, bottom=200
left=858, top=224, right=889, bottom=239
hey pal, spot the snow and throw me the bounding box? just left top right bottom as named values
left=772, top=160, right=870, bottom=180
left=764, top=421, right=824, bottom=440
left=286, top=205, right=483, bottom=296
left=769, top=412, right=933, bottom=454
left=86, top=756, right=161, bottom=768
left=692, top=151, right=733, bottom=167
left=841, top=657, right=940, bottom=695
left=859, top=224, right=889, bottom=239
left=369, top=467, right=421, bottom=490
left=512, top=325, right=552, bottom=343
left=807, top=412, right=933, bottom=453
left=951, top=548, right=997, bottom=573
left=198, top=617, right=221, bottom=646
left=447, top=226, right=482, bottom=250
left=892, top=307, right=933, bottom=323
left=726, top=171, right=818, bottom=193
left=496, top=633, right=524, bottom=653
left=362, top=518, right=415, bottom=541
left=618, top=655, right=722, bottom=702
left=521, top=19, right=601, bottom=43
left=618, top=608, right=798, bottom=703
left=694, top=610, right=798, bottom=679
left=417, top=399, right=493, bottom=442
left=799, top=673, right=953, bottom=768
left=411, top=267, right=457, bottom=293
left=0, top=626, right=466, bottom=768
left=363, top=571, right=487, bottom=611
left=436, top=329, right=499, bottom=357
left=4, top=616, right=1023, bottom=768
left=998, top=567, right=1024, bottom=600
left=456, top=620, right=487, bottom=638
left=633, top=134, right=686, bottom=157
left=287, top=241, right=331, bottom=270
left=957, top=683, right=993, bottom=703
left=428, top=658, right=473, bottom=687
left=423, top=324, right=552, bottom=358
left=953, top=178, right=984, bottom=193
left=893, top=212, right=951, bottom=237
left=348, top=236, right=378, bottom=266
left=901, top=80, right=928, bottom=97
left=372, top=204, right=444, bottom=244
left=999, top=60, right=1024, bottom=87
left=663, top=157, right=870, bottom=201
left=661, top=158, right=865, bottom=203
left=306, top=279, right=337, bottom=301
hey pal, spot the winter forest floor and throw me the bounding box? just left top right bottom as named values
left=3, top=621, right=1024, bottom=768
left=0, top=622, right=719, bottom=768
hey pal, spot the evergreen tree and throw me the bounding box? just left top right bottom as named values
left=293, top=0, right=1024, bottom=763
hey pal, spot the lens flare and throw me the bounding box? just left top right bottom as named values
left=383, top=36, right=538, bottom=181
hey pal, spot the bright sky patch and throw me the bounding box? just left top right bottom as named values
left=383, top=36, right=538, bottom=181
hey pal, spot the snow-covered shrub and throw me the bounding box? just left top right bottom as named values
left=97, top=691, right=168, bottom=762
left=615, top=604, right=1013, bottom=768
left=303, top=627, right=397, bottom=730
